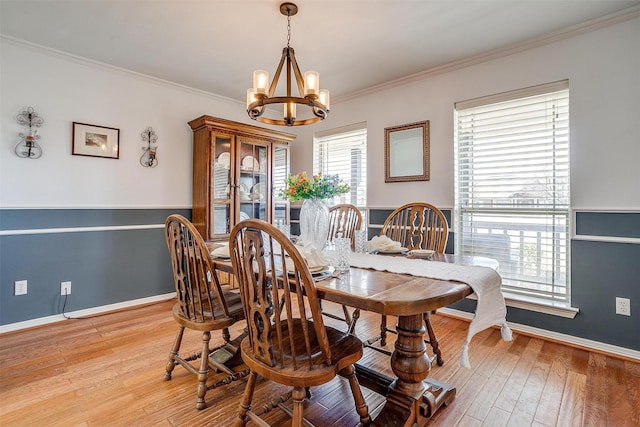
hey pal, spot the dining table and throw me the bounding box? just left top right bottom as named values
left=210, top=246, right=499, bottom=427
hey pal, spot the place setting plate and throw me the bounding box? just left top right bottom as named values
left=283, top=257, right=329, bottom=275
left=409, top=249, right=435, bottom=259
left=375, top=247, right=408, bottom=254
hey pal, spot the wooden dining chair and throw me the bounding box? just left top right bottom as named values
left=368, top=202, right=449, bottom=366
left=328, top=203, right=362, bottom=249
left=230, top=219, right=371, bottom=427
left=325, top=204, right=363, bottom=333
left=164, top=214, right=247, bottom=410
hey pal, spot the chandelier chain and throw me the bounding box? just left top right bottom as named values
left=286, top=10, right=291, bottom=48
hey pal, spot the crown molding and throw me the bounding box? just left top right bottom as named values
left=334, top=5, right=640, bottom=104
left=0, top=34, right=244, bottom=106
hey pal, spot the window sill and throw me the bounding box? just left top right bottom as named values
left=464, top=292, right=579, bottom=319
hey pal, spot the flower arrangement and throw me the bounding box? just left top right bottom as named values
left=281, top=172, right=350, bottom=201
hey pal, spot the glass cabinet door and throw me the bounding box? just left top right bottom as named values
left=210, top=135, right=232, bottom=237
left=237, top=139, right=269, bottom=223
left=272, top=143, right=290, bottom=227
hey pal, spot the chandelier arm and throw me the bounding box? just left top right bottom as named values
left=287, top=48, right=306, bottom=97
left=255, top=116, right=322, bottom=126
left=285, top=48, right=292, bottom=99
left=255, top=96, right=306, bottom=106
left=268, top=48, right=289, bottom=98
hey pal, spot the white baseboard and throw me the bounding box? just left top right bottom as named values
left=0, top=293, right=176, bottom=334
left=438, top=307, right=640, bottom=362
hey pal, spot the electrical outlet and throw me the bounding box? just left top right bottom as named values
left=14, top=280, right=28, bottom=296
left=61, top=281, right=72, bottom=296
left=615, top=297, right=631, bottom=316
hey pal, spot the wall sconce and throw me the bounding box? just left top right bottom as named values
left=140, top=126, right=158, bottom=167
left=15, top=107, right=44, bottom=159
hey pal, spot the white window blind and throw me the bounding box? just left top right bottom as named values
left=454, top=81, right=570, bottom=304
left=313, top=124, right=367, bottom=207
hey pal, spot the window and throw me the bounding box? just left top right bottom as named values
left=313, top=123, right=367, bottom=207
left=454, top=81, right=570, bottom=305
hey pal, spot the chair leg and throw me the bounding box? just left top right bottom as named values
left=195, top=331, right=211, bottom=410
left=291, top=387, right=307, bottom=427
left=222, top=326, right=231, bottom=344
left=341, top=364, right=371, bottom=426
left=341, top=304, right=353, bottom=327
left=380, top=315, right=388, bottom=346
left=164, top=326, right=185, bottom=380
left=424, top=312, right=443, bottom=366
left=347, top=308, right=360, bottom=335
left=235, top=371, right=258, bottom=427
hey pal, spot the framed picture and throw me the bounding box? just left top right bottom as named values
left=384, top=120, right=429, bottom=182
left=72, top=122, right=120, bottom=159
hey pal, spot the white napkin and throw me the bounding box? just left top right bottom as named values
left=210, top=245, right=230, bottom=258
left=283, top=245, right=329, bottom=272
left=366, top=235, right=403, bottom=252
left=299, top=244, right=329, bottom=268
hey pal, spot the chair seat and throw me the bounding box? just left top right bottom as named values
left=172, top=290, right=244, bottom=331
left=241, top=318, right=364, bottom=388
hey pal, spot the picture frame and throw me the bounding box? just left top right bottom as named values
left=72, top=122, right=120, bottom=159
left=384, top=120, right=429, bottom=182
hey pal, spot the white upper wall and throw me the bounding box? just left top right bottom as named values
left=2, top=16, right=639, bottom=210
left=291, top=16, right=640, bottom=210
left=0, top=38, right=253, bottom=208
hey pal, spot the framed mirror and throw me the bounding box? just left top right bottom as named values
left=384, top=120, right=430, bottom=182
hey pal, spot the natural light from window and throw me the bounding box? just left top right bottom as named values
left=313, top=124, right=367, bottom=208
left=454, top=81, right=570, bottom=307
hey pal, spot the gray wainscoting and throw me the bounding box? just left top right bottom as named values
left=0, top=208, right=189, bottom=326
left=3, top=208, right=638, bottom=353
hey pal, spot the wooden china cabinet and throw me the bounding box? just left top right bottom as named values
left=188, top=115, right=295, bottom=242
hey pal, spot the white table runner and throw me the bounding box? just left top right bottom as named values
left=349, top=253, right=512, bottom=368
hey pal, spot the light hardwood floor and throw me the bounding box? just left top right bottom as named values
left=1, top=299, right=638, bottom=426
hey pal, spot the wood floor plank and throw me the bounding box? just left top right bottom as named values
left=506, top=355, right=550, bottom=426
left=582, top=353, right=608, bottom=427
left=556, top=371, right=586, bottom=427
left=493, top=337, right=544, bottom=413
left=430, top=370, right=490, bottom=426
left=466, top=352, right=519, bottom=422
left=533, top=342, right=572, bottom=426
left=625, top=360, right=640, bottom=427
left=481, top=406, right=510, bottom=427
left=605, top=356, right=635, bottom=427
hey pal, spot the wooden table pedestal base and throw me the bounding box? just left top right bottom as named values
left=355, top=312, right=457, bottom=426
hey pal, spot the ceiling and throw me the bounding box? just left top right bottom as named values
left=2, top=1, right=639, bottom=105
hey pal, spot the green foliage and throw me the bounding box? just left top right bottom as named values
left=281, top=172, right=349, bottom=202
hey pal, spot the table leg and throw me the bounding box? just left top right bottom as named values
left=364, top=313, right=456, bottom=426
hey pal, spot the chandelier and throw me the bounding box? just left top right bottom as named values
left=246, top=2, right=329, bottom=127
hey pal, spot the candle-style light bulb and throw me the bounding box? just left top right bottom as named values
left=253, top=70, right=269, bottom=95
left=304, top=71, right=319, bottom=97
left=246, top=89, right=257, bottom=108
left=319, top=89, right=330, bottom=111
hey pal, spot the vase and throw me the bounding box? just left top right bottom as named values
left=299, top=199, right=330, bottom=251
